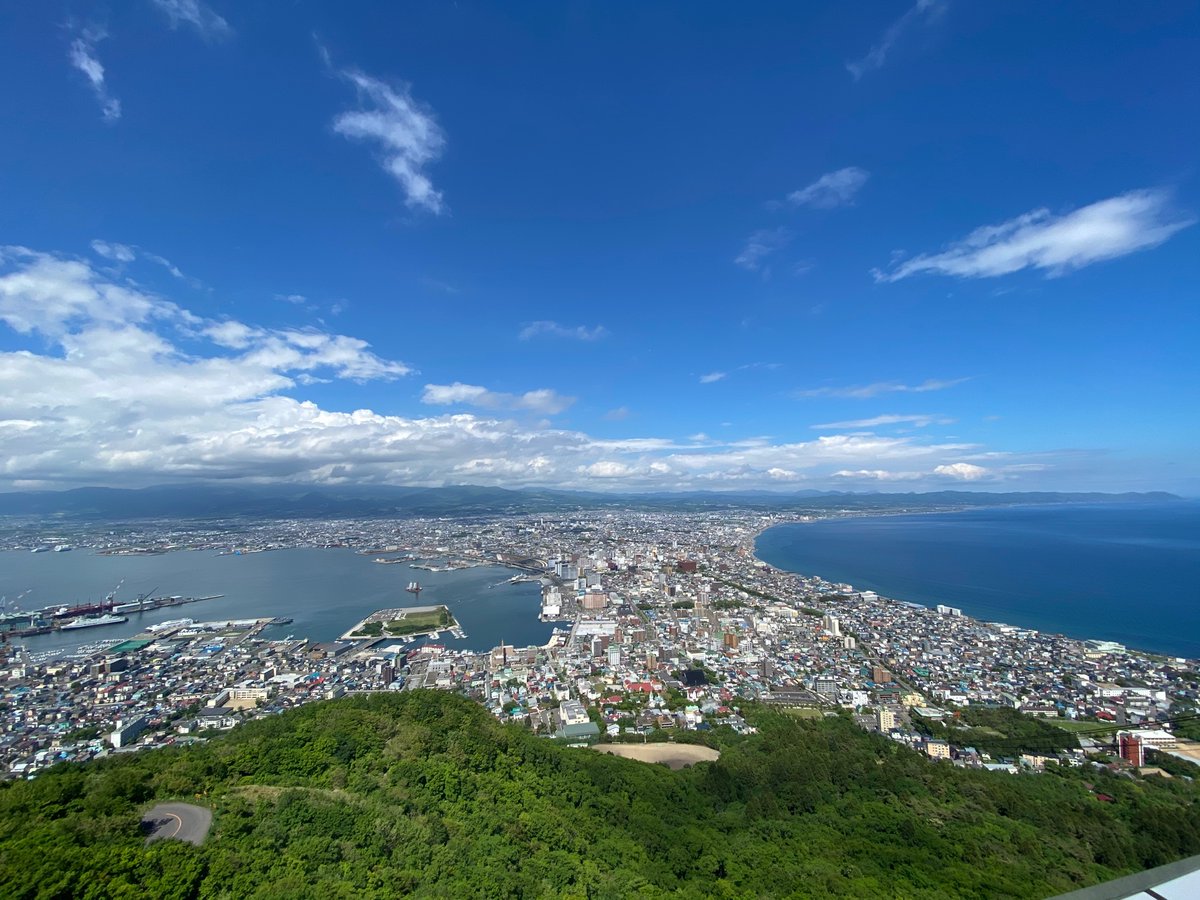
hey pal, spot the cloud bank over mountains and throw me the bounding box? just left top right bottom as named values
left=0, top=244, right=1035, bottom=492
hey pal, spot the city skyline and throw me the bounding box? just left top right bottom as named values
left=1, top=2, right=1197, bottom=494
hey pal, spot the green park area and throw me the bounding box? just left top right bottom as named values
left=351, top=606, right=454, bottom=639
left=912, top=706, right=1081, bottom=757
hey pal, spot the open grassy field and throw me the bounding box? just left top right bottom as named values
left=384, top=608, right=452, bottom=635
left=347, top=605, right=456, bottom=638
left=1051, top=718, right=1119, bottom=735
left=590, top=743, right=721, bottom=769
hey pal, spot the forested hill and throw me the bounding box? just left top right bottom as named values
left=2, top=693, right=1199, bottom=899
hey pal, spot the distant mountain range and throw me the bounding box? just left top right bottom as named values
left=0, top=484, right=1181, bottom=520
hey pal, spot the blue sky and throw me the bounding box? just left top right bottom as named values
left=0, top=1, right=1197, bottom=493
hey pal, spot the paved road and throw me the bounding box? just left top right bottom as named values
left=142, top=803, right=212, bottom=845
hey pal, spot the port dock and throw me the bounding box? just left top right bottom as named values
left=0, top=594, right=226, bottom=639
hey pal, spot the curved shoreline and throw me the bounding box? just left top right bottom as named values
left=747, top=509, right=1195, bottom=661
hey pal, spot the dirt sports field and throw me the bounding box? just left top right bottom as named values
left=591, top=743, right=720, bottom=769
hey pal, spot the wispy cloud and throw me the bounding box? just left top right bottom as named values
left=876, top=189, right=1194, bottom=282
left=332, top=67, right=447, bottom=213
left=735, top=227, right=792, bottom=272
left=90, top=239, right=135, bottom=263
left=847, top=0, right=947, bottom=81
left=421, top=383, right=575, bottom=415
left=788, top=167, right=870, bottom=209
left=812, top=413, right=952, bottom=430
left=143, top=252, right=185, bottom=279
left=150, top=0, right=232, bottom=41
left=90, top=239, right=188, bottom=280
left=795, top=378, right=968, bottom=399
left=420, top=277, right=460, bottom=295
left=518, top=321, right=609, bottom=341
left=603, top=406, right=630, bottom=421
left=68, top=27, right=121, bottom=122
left=699, top=372, right=726, bottom=384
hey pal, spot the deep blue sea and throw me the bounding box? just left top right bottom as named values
left=0, top=548, right=552, bottom=656
left=755, top=502, right=1200, bottom=659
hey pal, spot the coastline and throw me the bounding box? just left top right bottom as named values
left=748, top=505, right=1198, bottom=662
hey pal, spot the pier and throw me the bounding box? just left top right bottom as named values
left=0, top=594, right=226, bottom=639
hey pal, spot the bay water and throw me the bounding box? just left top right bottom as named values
left=755, top=502, right=1200, bottom=658
left=0, top=548, right=552, bottom=656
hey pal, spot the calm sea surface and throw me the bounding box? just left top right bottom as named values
left=755, top=502, right=1200, bottom=659
left=0, top=548, right=552, bottom=655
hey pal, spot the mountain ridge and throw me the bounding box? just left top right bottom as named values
left=0, top=483, right=1181, bottom=520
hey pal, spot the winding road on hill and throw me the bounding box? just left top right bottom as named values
left=142, top=803, right=212, bottom=845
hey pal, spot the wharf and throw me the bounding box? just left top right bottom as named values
left=3, top=594, right=226, bottom=638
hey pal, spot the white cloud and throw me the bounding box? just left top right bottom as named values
left=876, top=189, right=1195, bottom=282
left=767, top=467, right=800, bottom=481
left=90, top=239, right=188, bottom=280
left=90, top=240, right=136, bottom=263
left=0, top=244, right=407, bottom=416
left=833, top=469, right=923, bottom=481
left=421, top=383, right=575, bottom=415
left=788, top=167, right=870, bottom=209
left=699, top=372, right=726, bottom=384
left=735, top=227, right=792, bottom=272
left=68, top=28, right=121, bottom=122
left=144, top=253, right=186, bottom=280
left=518, top=321, right=609, bottom=341
left=150, top=0, right=232, bottom=40
left=582, top=461, right=635, bottom=479
left=812, top=414, right=952, bottom=430
left=603, top=407, right=630, bottom=421
left=277, top=294, right=307, bottom=305
left=0, top=244, right=1055, bottom=492
left=934, top=462, right=990, bottom=480
left=795, top=378, right=968, bottom=399
left=332, top=68, right=446, bottom=213
left=202, top=319, right=262, bottom=350
left=847, top=0, right=946, bottom=81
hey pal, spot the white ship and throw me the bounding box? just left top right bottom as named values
left=60, top=613, right=128, bottom=630
left=146, top=618, right=193, bottom=633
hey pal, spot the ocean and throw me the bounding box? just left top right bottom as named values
left=1, top=548, right=553, bottom=656
left=754, top=501, right=1200, bottom=659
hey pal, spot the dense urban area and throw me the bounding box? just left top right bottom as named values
left=4, top=509, right=1199, bottom=782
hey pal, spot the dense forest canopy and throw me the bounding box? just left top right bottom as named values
left=2, top=692, right=1198, bottom=899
